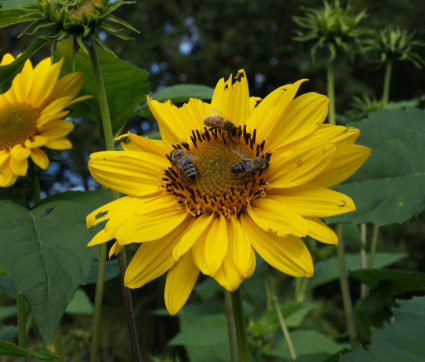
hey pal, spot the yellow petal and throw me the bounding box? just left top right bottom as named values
left=37, top=96, right=73, bottom=127
left=38, top=120, right=75, bottom=139
left=266, top=92, right=329, bottom=150
left=240, top=215, right=313, bottom=277
left=248, top=198, right=309, bottom=237
left=147, top=96, right=209, bottom=148
left=124, top=221, right=190, bottom=288
left=305, top=217, right=338, bottom=245
left=0, top=162, right=17, bottom=187
left=267, top=143, right=335, bottom=188
left=109, top=241, right=123, bottom=258
left=0, top=150, right=10, bottom=166
left=229, top=217, right=256, bottom=278
left=31, top=57, right=64, bottom=107
left=10, top=59, right=33, bottom=103
left=115, top=204, right=187, bottom=244
left=192, top=214, right=228, bottom=276
left=44, top=138, right=72, bottom=150
left=0, top=53, right=15, bottom=66
left=88, top=150, right=168, bottom=197
left=246, top=79, right=307, bottom=141
left=268, top=185, right=356, bottom=217
left=311, top=144, right=371, bottom=187
left=211, top=70, right=250, bottom=125
left=25, top=135, right=47, bottom=148
left=116, top=133, right=169, bottom=156
left=87, top=228, right=115, bottom=247
left=9, top=157, right=28, bottom=176
left=30, top=148, right=49, bottom=169
left=10, top=144, right=30, bottom=161
left=172, top=214, right=214, bottom=261
left=165, top=251, right=200, bottom=315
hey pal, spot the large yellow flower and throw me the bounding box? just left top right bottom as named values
left=0, top=54, right=89, bottom=187
left=87, top=70, right=370, bottom=315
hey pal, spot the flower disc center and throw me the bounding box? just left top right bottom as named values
left=0, top=103, right=39, bottom=150
left=163, top=127, right=271, bottom=217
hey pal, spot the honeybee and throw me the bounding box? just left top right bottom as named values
left=231, top=150, right=269, bottom=175
left=204, top=111, right=239, bottom=141
left=170, top=149, right=199, bottom=180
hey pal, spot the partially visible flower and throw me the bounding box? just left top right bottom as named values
left=0, top=53, right=90, bottom=187
left=293, top=0, right=368, bottom=61
left=0, top=0, right=137, bottom=54
left=363, top=27, right=425, bottom=69
left=86, top=70, right=370, bottom=315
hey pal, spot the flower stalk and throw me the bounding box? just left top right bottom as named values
left=87, top=35, right=141, bottom=361
left=382, top=61, right=392, bottom=108
left=17, top=294, right=27, bottom=362
left=224, top=291, right=237, bottom=362
left=327, top=59, right=336, bottom=125
left=231, top=289, right=250, bottom=362
left=336, top=225, right=357, bottom=348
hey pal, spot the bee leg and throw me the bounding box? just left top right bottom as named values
left=221, top=132, right=228, bottom=145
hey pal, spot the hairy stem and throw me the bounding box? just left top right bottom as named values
left=224, top=291, right=237, bottom=362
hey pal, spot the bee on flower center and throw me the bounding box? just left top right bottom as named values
left=204, top=113, right=239, bottom=142
left=231, top=149, right=270, bottom=176
left=169, top=148, right=199, bottom=180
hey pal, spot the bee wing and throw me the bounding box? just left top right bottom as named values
left=187, top=153, right=199, bottom=160
left=233, top=149, right=252, bottom=159
left=204, top=107, right=227, bottom=120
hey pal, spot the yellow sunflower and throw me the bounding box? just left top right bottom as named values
left=0, top=53, right=89, bottom=187
left=87, top=70, right=370, bottom=315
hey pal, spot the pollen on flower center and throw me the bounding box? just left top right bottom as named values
left=162, top=126, right=271, bottom=217
left=0, top=103, right=39, bottom=150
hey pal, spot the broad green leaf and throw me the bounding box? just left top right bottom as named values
left=65, top=289, right=93, bottom=315
left=307, top=253, right=406, bottom=290
left=0, top=37, right=49, bottom=92
left=56, top=37, right=150, bottom=135
left=339, top=346, right=373, bottom=361
left=169, top=303, right=230, bottom=362
left=0, top=190, right=110, bottom=344
left=0, top=9, right=37, bottom=27
left=86, top=259, right=120, bottom=284
left=0, top=306, right=16, bottom=321
left=0, top=341, right=57, bottom=360
left=328, top=108, right=425, bottom=226
left=0, top=326, right=18, bottom=341
left=0, top=0, right=36, bottom=9
left=341, top=297, right=425, bottom=361
left=138, top=84, right=214, bottom=117
left=250, top=302, right=316, bottom=337
left=0, top=275, right=16, bottom=295
left=265, top=330, right=347, bottom=359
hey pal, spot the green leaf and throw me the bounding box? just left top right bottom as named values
left=342, top=297, right=425, bottom=361
left=86, top=259, right=120, bottom=284
left=0, top=326, right=18, bottom=341
left=0, top=9, right=37, bottom=28
left=265, top=330, right=346, bottom=359
left=0, top=37, right=49, bottom=92
left=65, top=289, right=93, bottom=315
left=0, top=340, right=57, bottom=360
left=169, top=303, right=229, bottom=362
left=328, top=108, right=425, bottom=226
left=56, top=37, right=150, bottom=135
left=307, top=253, right=406, bottom=290
left=0, top=306, right=16, bottom=321
left=0, top=190, right=110, bottom=344
left=350, top=269, right=425, bottom=296
left=138, top=84, right=214, bottom=118
left=0, top=0, right=36, bottom=10
left=339, top=346, right=373, bottom=361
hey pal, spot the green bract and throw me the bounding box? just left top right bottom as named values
left=363, top=27, right=425, bottom=68
left=292, top=0, right=368, bottom=61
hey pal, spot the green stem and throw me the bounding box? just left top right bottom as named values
left=266, top=279, right=297, bottom=360
left=17, top=294, right=27, bottom=362
left=336, top=225, right=357, bottom=348
left=326, top=58, right=336, bottom=125
left=87, top=36, right=141, bottom=361
left=224, top=291, right=237, bottom=362
left=360, top=224, right=367, bottom=297
left=53, top=327, right=64, bottom=361
left=368, top=225, right=380, bottom=268
left=231, top=289, right=250, bottom=362
left=382, top=61, right=393, bottom=108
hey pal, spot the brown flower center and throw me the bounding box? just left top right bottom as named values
left=0, top=103, right=39, bottom=150
left=162, top=126, right=271, bottom=217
